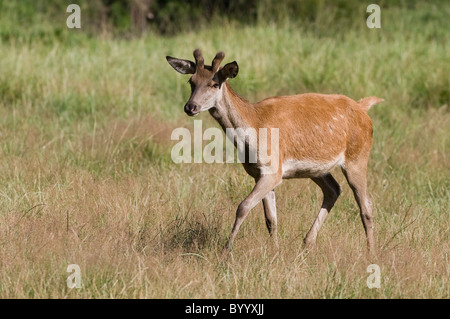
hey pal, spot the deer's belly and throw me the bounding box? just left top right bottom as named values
left=281, top=153, right=345, bottom=178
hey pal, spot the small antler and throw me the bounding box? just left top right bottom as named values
left=211, top=51, right=225, bottom=73
left=193, top=49, right=204, bottom=71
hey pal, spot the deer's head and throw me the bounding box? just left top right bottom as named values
left=166, top=49, right=238, bottom=116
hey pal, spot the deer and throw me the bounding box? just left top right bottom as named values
left=166, top=49, right=383, bottom=255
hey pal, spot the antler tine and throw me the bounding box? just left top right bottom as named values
left=193, top=49, right=204, bottom=71
left=211, top=51, right=225, bottom=73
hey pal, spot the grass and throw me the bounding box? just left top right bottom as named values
left=0, top=3, right=449, bottom=298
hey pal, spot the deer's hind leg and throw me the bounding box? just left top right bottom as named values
left=341, top=157, right=375, bottom=255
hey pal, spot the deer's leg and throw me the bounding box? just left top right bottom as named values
left=262, top=190, right=278, bottom=247
left=224, top=174, right=281, bottom=252
left=304, top=173, right=341, bottom=247
left=341, top=159, right=375, bottom=255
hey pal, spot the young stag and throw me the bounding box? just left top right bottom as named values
left=166, top=49, right=383, bottom=255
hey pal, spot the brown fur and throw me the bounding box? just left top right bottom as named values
left=224, top=85, right=379, bottom=169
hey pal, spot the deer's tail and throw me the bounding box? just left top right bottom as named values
left=357, top=96, right=384, bottom=112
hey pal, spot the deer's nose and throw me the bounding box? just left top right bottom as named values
left=184, top=102, right=199, bottom=116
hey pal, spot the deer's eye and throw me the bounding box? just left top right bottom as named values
left=212, top=83, right=220, bottom=89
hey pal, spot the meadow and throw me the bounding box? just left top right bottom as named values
left=0, top=2, right=448, bottom=298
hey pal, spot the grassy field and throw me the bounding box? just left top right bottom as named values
left=0, top=2, right=449, bottom=298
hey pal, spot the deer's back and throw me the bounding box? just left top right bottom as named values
left=252, top=93, right=373, bottom=177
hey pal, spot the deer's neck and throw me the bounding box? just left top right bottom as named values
left=208, top=82, right=254, bottom=131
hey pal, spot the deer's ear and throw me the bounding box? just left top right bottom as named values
left=215, top=61, right=239, bottom=83
left=166, top=56, right=196, bottom=74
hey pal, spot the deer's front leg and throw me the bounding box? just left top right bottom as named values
left=223, top=174, right=282, bottom=252
left=262, top=190, right=278, bottom=248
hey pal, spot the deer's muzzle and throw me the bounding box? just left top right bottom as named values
left=184, top=102, right=200, bottom=116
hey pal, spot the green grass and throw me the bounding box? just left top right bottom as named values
left=0, top=3, right=448, bottom=298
